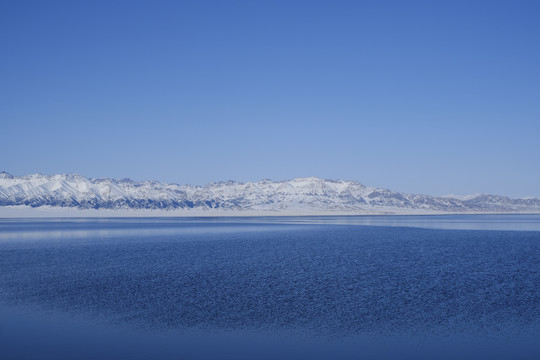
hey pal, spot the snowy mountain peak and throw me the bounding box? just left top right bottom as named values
left=441, top=194, right=482, bottom=201
left=1, top=172, right=539, bottom=213
left=0, top=171, right=14, bottom=180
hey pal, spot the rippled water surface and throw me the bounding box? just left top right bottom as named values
left=0, top=215, right=539, bottom=359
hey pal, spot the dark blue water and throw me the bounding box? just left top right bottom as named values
left=0, top=216, right=539, bottom=359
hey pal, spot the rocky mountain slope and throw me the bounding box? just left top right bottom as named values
left=1, top=172, right=539, bottom=213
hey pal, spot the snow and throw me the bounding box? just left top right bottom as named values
left=0, top=205, right=442, bottom=218
left=441, top=194, right=482, bottom=201
left=1, top=172, right=539, bottom=214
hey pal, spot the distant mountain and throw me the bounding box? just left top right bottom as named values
left=1, top=171, right=539, bottom=214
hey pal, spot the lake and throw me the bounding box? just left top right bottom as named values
left=0, top=215, right=539, bottom=359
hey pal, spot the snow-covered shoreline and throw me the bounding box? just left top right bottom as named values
left=2, top=205, right=539, bottom=218
left=0, top=205, right=429, bottom=218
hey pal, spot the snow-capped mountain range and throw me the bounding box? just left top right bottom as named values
left=1, top=172, right=539, bottom=214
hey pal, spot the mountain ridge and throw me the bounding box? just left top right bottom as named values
left=1, top=172, right=539, bottom=214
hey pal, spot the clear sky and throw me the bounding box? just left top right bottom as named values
left=1, top=0, right=539, bottom=198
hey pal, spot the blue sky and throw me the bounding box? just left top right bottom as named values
left=1, top=0, right=539, bottom=197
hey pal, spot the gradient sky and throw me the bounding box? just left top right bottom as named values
left=1, top=0, right=539, bottom=197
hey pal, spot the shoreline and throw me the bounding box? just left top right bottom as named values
left=1, top=205, right=539, bottom=218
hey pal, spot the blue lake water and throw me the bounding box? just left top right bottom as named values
left=0, top=215, right=539, bottom=359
